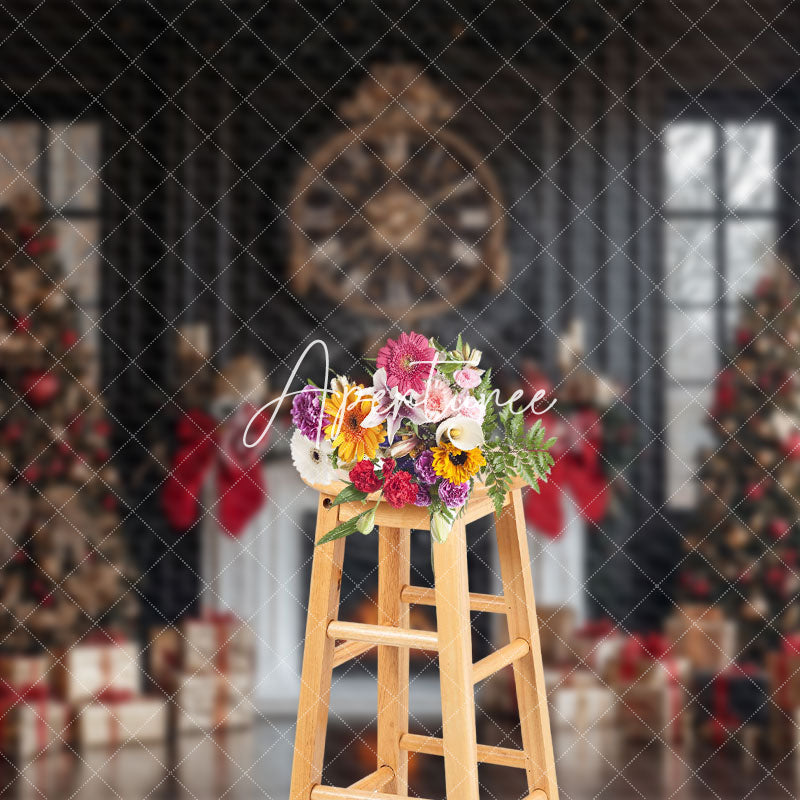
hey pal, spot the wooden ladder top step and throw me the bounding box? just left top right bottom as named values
left=327, top=620, right=438, bottom=651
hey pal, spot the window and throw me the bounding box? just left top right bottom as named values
left=0, top=120, right=102, bottom=383
left=663, top=120, right=777, bottom=508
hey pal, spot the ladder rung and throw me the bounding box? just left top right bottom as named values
left=400, top=585, right=507, bottom=614
left=399, top=733, right=528, bottom=769
left=332, top=640, right=375, bottom=668
left=312, top=787, right=433, bottom=800
left=327, top=620, right=438, bottom=651
left=472, top=637, right=530, bottom=684
left=348, top=766, right=394, bottom=791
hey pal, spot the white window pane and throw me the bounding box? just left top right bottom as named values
left=664, top=220, right=716, bottom=305
left=666, top=307, right=717, bottom=382
left=665, top=384, right=714, bottom=509
left=724, top=220, right=775, bottom=300
left=665, top=122, right=715, bottom=210
left=0, top=121, right=41, bottom=204
left=724, top=122, right=775, bottom=210
left=55, top=219, right=100, bottom=316
left=49, top=122, right=100, bottom=211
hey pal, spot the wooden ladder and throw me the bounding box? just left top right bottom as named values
left=290, top=483, right=559, bottom=800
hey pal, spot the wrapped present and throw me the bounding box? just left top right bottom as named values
left=52, top=634, right=140, bottom=704
left=664, top=604, right=737, bottom=672
left=766, top=633, right=800, bottom=712
left=73, top=691, right=168, bottom=748
left=691, top=665, right=769, bottom=747
left=175, top=671, right=254, bottom=732
left=609, top=633, right=688, bottom=743
left=548, top=671, right=616, bottom=731
left=536, top=606, right=576, bottom=665
left=0, top=684, right=68, bottom=758
left=147, top=626, right=182, bottom=692
left=573, top=619, right=625, bottom=680
left=182, top=612, right=254, bottom=674
left=0, top=653, right=48, bottom=692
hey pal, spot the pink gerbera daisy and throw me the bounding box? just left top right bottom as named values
left=376, top=332, right=436, bottom=395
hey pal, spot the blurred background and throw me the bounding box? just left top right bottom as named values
left=1, top=0, right=800, bottom=798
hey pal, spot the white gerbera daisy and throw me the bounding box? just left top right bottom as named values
left=290, top=428, right=336, bottom=485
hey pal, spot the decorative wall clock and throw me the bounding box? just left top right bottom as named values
left=288, top=64, right=508, bottom=322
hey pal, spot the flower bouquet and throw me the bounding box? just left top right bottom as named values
left=289, top=332, right=556, bottom=544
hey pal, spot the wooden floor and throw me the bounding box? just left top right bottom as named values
left=0, top=719, right=795, bottom=800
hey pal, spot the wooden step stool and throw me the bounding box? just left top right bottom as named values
left=290, top=479, right=559, bottom=800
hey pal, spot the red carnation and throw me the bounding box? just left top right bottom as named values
left=383, top=470, right=417, bottom=509
left=349, top=459, right=383, bottom=493
left=381, top=458, right=396, bottom=478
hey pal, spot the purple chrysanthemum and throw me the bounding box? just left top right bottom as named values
left=414, top=450, right=437, bottom=485
left=291, top=385, right=329, bottom=441
left=438, top=479, right=470, bottom=509
left=413, top=484, right=432, bottom=507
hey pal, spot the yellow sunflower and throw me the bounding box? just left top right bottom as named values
left=324, top=384, right=385, bottom=463
left=431, top=442, right=486, bottom=484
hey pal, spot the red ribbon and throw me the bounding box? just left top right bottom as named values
left=772, top=634, right=800, bottom=710
left=24, top=237, right=57, bottom=256
left=523, top=409, right=610, bottom=538
left=618, top=633, right=671, bottom=683
left=0, top=684, right=51, bottom=751
left=162, top=407, right=270, bottom=537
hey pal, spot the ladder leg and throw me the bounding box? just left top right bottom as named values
left=377, top=526, right=411, bottom=794
left=290, top=496, right=347, bottom=800
left=433, top=519, right=480, bottom=800
left=495, top=488, right=559, bottom=800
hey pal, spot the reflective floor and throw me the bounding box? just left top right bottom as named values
left=1, top=718, right=796, bottom=800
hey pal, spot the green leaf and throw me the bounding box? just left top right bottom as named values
left=316, top=517, right=361, bottom=545
left=330, top=484, right=369, bottom=507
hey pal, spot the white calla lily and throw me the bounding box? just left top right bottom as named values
left=435, top=415, right=484, bottom=450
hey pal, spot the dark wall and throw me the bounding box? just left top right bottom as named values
left=3, top=0, right=800, bottom=627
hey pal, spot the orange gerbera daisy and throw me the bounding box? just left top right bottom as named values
left=324, top=383, right=385, bottom=463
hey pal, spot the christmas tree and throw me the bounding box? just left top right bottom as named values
left=0, top=204, right=136, bottom=653
left=679, top=263, right=800, bottom=663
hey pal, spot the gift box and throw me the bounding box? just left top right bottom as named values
left=572, top=619, right=625, bottom=680
left=182, top=612, right=254, bottom=675
left=608, top=633, right=688, bottom=743
left=73, top=692, right=168, bottom=748
left=766, top=633, right=800, bottom=712
left=690, top=665, right=769, bottom=746
left=548, top=671, right=616, bottom=731
left=52, top=636, right=140, bottom=704
left=0, top=685, right=68, bottom=759
left=147, top=626, right=182, bottom=692
left=0, top=653, right=48, bottom=692
left=664, top=604, right=737, bottom=672
left=536, top=606, right=576, bottom=665
left=175, top=671, right=254, bottom=732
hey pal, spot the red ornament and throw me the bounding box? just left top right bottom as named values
left=745, top=481, right=766, bottom=501
left=21, top=371, right=60, bottom=407
left=60, top=329, right=78, bottom=348
left=3, top=423, right=23, bottom=443
left=22, top=464, right=42, bottom=483
left=14, top=315, right=30, bottom=332
left=783, top=433, right=800, bottom=460
left=770, top=519, right=791, bottom=540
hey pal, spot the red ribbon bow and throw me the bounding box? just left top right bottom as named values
left=619, top=633, right=671, bottom=683
left=524, top=409, right=610, bottom=538
left=163, top=406, right=270, bottom=537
